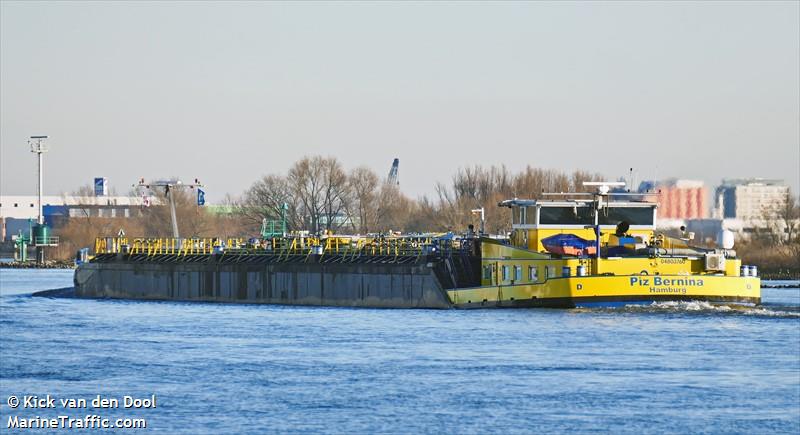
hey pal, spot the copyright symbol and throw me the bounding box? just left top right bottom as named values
left=7, top=396, right=19, bottom=408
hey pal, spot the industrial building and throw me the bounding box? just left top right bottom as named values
left=714, top=179, right=790, bottom=222
left=0, top=194, right=147, bottom=241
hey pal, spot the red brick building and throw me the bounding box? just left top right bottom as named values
left=650, top=179, right=708, bottom=220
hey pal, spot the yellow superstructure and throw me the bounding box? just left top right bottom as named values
left=448, top=194, right=760, bottom=308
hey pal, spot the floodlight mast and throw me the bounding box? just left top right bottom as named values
left=29, top=136, right=48, bottom=226
left=29, top=136, right=49, bottom=264
left=134, top=178, right=204, bottom=239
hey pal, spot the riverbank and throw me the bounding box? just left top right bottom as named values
left=0, top=260, right=75, bottom=269
left=756, top=268, right=800, bottom=281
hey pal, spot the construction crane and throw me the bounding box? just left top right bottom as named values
left=387, top=158, right=399, bottom=186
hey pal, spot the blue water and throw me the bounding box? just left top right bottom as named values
left=1, top=270, right=799, bottom=434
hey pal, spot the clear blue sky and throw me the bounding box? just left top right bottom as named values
left=2, top=1, right=798, bottom=201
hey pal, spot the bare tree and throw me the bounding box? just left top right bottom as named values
left=757, top=190, right=800, bottom=245
left=415, top=165, right=603, bottom=234
left=239, top=175, right=302, bottom=230
left=347, top=166, right=380, bottom=233
left=287, top=156, right=350, bottom=233
left=375, top=183, right=415, bottom=232
left=288, top=156, right=326, bottom=232
left=319, top=157, right=350, bottom=232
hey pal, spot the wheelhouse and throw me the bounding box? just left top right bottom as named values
left=499, top=199, right=657, bottom=252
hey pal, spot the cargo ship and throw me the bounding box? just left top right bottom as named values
left=75, top=182, right=760, bottom=308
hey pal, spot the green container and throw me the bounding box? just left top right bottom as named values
left=33, top=224, right=49, bottom=245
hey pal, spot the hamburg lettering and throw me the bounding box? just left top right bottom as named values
left=648, top=286, right=688, bottom=295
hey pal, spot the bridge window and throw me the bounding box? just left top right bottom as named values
left=482, top=266, right=492, bottom=280
left=514, top=265, right=522, bottom=281
left=599, top=207, right=654, bottom=226
left=525, top=208, right=537, bottom=224
left=538, top=206, right=594, bottom=225
left=501, top=265, right=509, bottom=281
left=511, top=207, right=527, bottom=225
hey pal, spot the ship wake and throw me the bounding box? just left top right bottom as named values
left=589, top=300, right=800, bottom=318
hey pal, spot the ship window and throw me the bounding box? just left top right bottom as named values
left=514, top=266, right=522, bottom=281
left=528, top=266, right=538, bottom=281
left=501, top=266, right=509, bottom=281
left=539, top=206, right=594, bottom=225
left=482, top=266, right=492, bottom=280
left=599, top=207, right=654, bottom=226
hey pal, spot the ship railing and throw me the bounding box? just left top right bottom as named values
left=33, top=236, right=60, bottom=246
left=94, top=237, right=246, bottom=255
left=94, top=235, right=468, bottom=258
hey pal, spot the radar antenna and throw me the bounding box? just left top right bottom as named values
left=582, top=181, right=626, bottom=195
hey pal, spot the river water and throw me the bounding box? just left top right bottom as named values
left=1, top=269, right=798, bottom=434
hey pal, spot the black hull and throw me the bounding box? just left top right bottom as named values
left=75, top=253, right=481, bottom=309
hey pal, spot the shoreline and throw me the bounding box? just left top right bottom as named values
left=0, top=261, right=75, bottom=270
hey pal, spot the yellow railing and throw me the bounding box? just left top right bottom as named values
left=95, top=237, right=246, bottom=256
left=94, top=235, right=459, bottom=257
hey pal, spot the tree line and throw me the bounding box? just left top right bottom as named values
left=236, top=155, right=603, bottom=235
left=52, top=155, right=603, bottom=260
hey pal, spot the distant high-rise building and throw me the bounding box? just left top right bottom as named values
left=639, top=179, right=707, bottom=220
left=714, top=179, right=789, bottom=221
